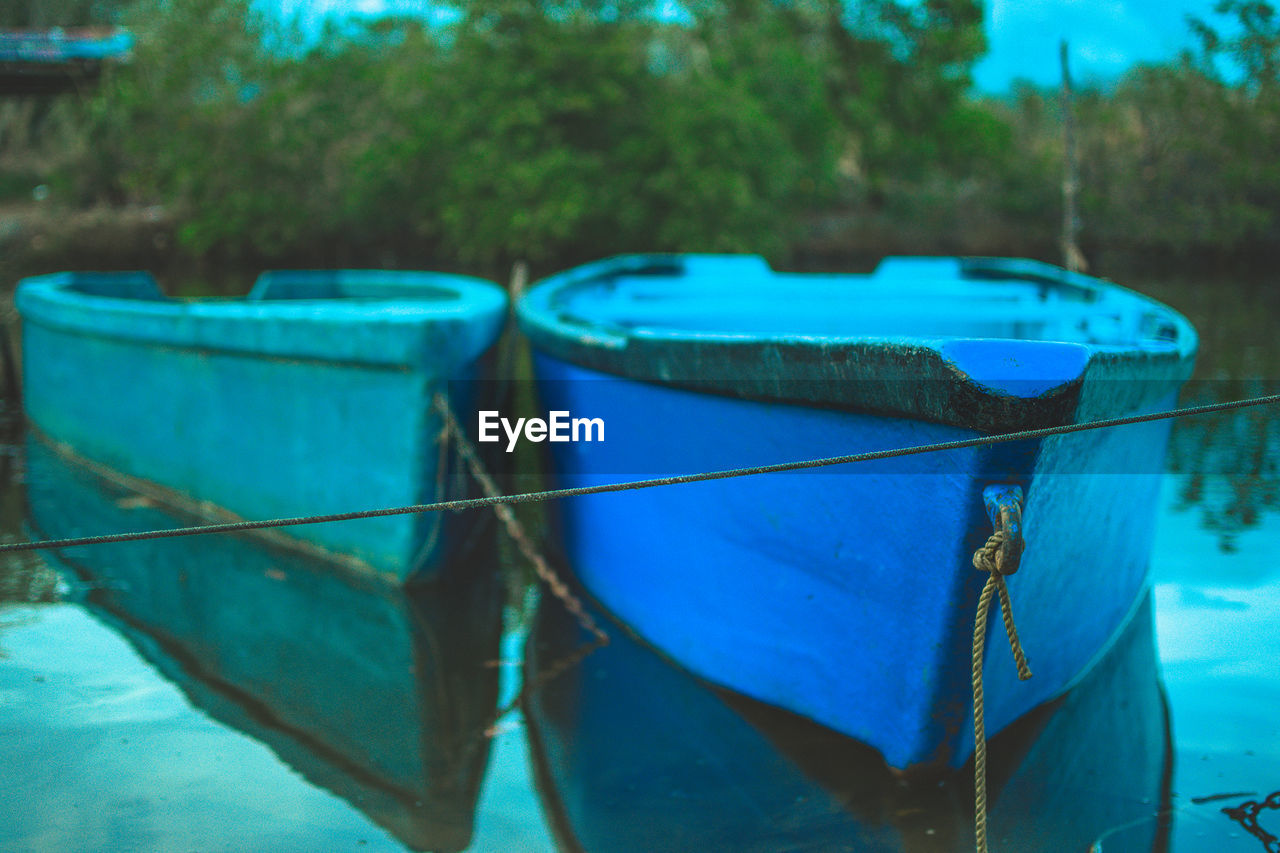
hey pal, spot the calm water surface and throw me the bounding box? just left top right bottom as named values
left=0, top=376, right=1277, bottom=851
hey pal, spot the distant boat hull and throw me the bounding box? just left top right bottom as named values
left=518, top=254, right=1196, bottom=770
left=25, top=434, right=503, bottom=852
left=17, top=269, right=507, bottom=583
left=0, top=27, right=133, bottom=95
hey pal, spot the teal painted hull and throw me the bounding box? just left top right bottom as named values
left=24, top=433, right=503, bottom=851
left=16, top=269, right=507, bottom=582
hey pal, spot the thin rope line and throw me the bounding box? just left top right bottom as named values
left=972, top=572, right=997, bottom=853
left=430, top=394, right=610, bottom=738
left=971, top=566, right=1033, bottom=853
left=5, top=392, right=1277, bottom=555
left=970, top=489, right=1034, bottom=853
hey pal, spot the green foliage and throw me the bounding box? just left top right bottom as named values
left=0, top=0, right=120, bottom=28
left=1062, top=1, right=1280, bottom=262
left=25, top=0, right=1280, bottom=278
left=52, top=0, right=1007, bottom=274
left=337, top=0, right=842, bottom=267
left=826, top=0, right=991, bottom=180
left=66, top=0, right=380, bottom=259
left=60, top=0, right=856, bottom=273
left=1190, top=0, right=1280, bottom=92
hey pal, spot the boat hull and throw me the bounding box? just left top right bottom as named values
left=16, top=270, right=507, bottom=582
left=24, top=434, right=503, bottom=852
left=524, top=576, right=1172, bottom=852
left=516, top=254, right=1196, bottom=770
left=534, top=354, right=1175, bottom=769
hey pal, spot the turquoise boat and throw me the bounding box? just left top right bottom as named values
left=24, top=435, right=502, bottom=852
left=16, top=269, right=507, bottom=583
left=517, top=254, right=1196, bottom=771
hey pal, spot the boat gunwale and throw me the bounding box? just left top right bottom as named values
left=517, top=254, right=1198, bottom=432
left=518, top=253, right=1197, bottom=357
left=16, top=269, right=509, bottom=372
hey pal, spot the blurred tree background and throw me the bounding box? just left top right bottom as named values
left=0, top=0, right=1278, bottom=287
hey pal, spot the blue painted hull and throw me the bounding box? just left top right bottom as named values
left=16, top=269, right=507, bottom=583
left=524, top=576, right=1171, bottom=851
left=517, top=254, right=1197, bottom=770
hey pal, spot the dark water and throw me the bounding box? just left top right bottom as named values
left=1, top=377, right=1278, bottom=852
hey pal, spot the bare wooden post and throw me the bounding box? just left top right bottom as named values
left=1060, top=39, right=1086, bottom=273
left=509, top=260, right=529, bottom=303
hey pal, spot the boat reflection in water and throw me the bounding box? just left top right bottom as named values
left=524, top=582, right=1172, bottom=853
left=24, top=434, right=503, bottom=852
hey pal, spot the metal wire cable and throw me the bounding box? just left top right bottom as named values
left=4, top=391, right=1277, bottom=556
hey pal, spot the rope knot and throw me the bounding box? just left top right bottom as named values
left=972, top=529, right=1007, bottom=576
left=973, top=493, right=1024, bottom=576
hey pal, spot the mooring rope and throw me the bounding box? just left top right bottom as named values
left=430, top=393, right=610, bottom=733
left=1222, top=791, right=1280, bottom=853
left=971, top=504, right=1034, bottom=853
left=2, top=391, right=1277, bottom=556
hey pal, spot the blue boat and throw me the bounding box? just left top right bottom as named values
left=517, top=254, right=1197, bottom=771
left=524, top=581, right=1172, bottom=852
left=17, top=269, right=507, bottom=583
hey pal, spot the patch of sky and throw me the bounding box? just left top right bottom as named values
left=974, top=0, right=1232, bottom=91
left=251, top=0, right=691, bottom=41
left=248, top=0, right=462, bottom=54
